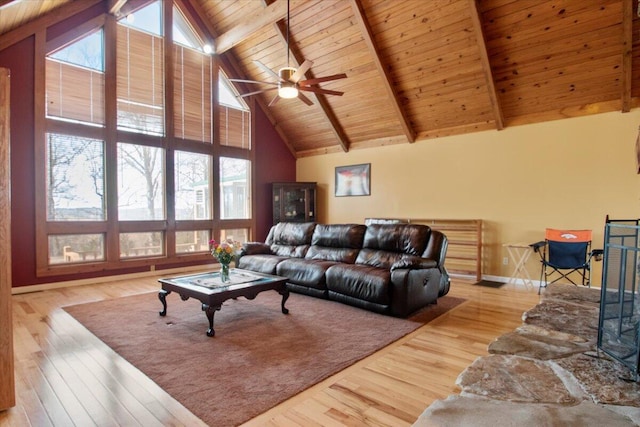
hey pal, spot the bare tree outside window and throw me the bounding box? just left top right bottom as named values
left=117, top=143, right=165, bottom=221
left=46, top=134, right=105, bottom=221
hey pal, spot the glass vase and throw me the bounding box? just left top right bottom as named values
left=220, top=263, right=230, bottom=283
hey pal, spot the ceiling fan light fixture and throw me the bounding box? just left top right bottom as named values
left=279, top=83, right=298, bottom=99
left=278, top=67, right=298, bottom=98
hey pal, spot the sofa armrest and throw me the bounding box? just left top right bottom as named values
left=391, top=257, right=437, bottom=271
left=389, top=267, right=441, bottom=317
left=240, top=242, right=272, bottom=256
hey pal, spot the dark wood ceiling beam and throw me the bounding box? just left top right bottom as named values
left=183, top=0, right=297, bottom=157
left=349, top=0, right=416, bottom=143
left=0, top=0, right=16, bottom=9
left=468, top=0, right=504, bottom=130
left=273, top=19, right=350, bottom=153
left=215, top=0, right=290, bottom=54
left=621, top=0, right=633, bottom=112
left=0, top=0, right=103, bottom=51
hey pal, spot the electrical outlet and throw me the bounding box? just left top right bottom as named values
left=503, top=257, right=509, bottom=265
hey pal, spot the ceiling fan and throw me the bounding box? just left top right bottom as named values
left=229, top=0, right=347, bottom=106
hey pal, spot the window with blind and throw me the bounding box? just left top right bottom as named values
left=174, top=6, right=212, bottom=143
left=117, top=2, right=164, bottom=136
left=219, top=72, right=251, bottom=149
left=39, top=0, right=254, bottom=274
left=46, top=29, right=104, bottom=126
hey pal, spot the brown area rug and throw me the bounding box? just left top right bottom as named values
left=64, top=291, right=465, bottom=426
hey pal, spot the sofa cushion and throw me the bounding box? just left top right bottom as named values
left=237, top=254, right=287, bottom=275
left=311, top=224, right=366, bottom=248
left=362, top=223, right=431, bottom=256
left=266, top=222, right=316, bottom=258
left=268, top=222, right=316, bottom=246
left=326, top=264, right=391, bottom=305
left=304, top=224, right=365, bottom=264
left=276, top=258, right=337, bottom=290
left=355, top=249, right=404, bottom=270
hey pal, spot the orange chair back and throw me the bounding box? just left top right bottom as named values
left=545, top=228, right=592, bottom=243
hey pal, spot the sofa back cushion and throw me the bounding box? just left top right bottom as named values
left=356, top=224, right=431, bottom=269
left=306, top=224, right=366, bottom=263
left=267, top=222, right=316, bottom=258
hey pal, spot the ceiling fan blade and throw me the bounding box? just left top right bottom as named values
left=229, top=78, right=278, bottom=86
left=299, top=87, right=344, bottom=96
left=239, top=87, right=278, bottom=98
left=290, top=59, right=314, bottom=83
left=297, top=92, right=314, bottom=106
left=268, top=94, right=281, bottom=106
left=299, top=73, right=348, bottom=86
left=253, top=60, right=281, bottom=81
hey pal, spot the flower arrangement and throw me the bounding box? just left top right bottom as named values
left=209, top=238, right=241, bottom=266
left=209, top=238, right=242, bottom=283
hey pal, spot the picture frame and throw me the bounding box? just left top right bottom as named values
left=335, top=163, right=371, bottom=197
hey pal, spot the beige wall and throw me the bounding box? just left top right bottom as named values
left=296, top=110, right=640, bottom=284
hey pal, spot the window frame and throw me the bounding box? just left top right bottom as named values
left=34, top=0, right=256, bottom=277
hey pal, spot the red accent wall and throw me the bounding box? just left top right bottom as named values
left=254, top=109, right=296, bottom=241
left=0, top=24, right=295, bottom=287
left=0, top=38, right=37, bottom=288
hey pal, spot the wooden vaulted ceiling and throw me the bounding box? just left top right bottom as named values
left=0, top=0, right=638, bottom=158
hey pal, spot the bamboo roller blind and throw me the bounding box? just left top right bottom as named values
left=117, top=25, right=164, bottom=134
left=46, top=24, right=249, bottom=146
left=174, top=45, right=212, bottom=142
left=45, top=60, right=104, bottom=125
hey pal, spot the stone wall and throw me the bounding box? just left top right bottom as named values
left=414, top=284, right=640, bottom=426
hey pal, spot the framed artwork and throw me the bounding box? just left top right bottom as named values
left=335, top=163, right=371, bottom=197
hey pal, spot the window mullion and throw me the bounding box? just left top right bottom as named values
left=104, top=14, right=120, bottom=263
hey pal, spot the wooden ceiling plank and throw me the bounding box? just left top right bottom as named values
left=484, top=3, right=621, bottom=47
left=215, top=0, right=289, bottom=55
left=272, top=18, right=350, bottom=152
left=0, top=0, right=103, bottom=52
left=468, top=0, right=504, bottom=130
left=621, top=0, right=632, bottom=112
left=349, top=0, right=416, bottom=143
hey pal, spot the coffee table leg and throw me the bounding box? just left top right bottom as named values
left=158, top=290, right=171, bottom=316
left=279, top=288, right=290, bottom=314
left=202, top=303, right=222, bottom=337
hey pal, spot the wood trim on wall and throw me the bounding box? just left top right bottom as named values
left=0, top=66, right=15, bottom=410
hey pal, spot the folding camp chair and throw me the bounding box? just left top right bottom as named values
left=530, top=229, right=603, bottom=294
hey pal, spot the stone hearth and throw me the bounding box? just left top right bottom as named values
left=414, top=284, right=640, bottom=426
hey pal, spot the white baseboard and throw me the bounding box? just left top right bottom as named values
left=11, top=263, right=218, bottom=295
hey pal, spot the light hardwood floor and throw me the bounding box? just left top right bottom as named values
left=1, top=275, right=540, bottom=426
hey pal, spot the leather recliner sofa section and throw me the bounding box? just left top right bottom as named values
left=237, top=221, right=450, bottom=317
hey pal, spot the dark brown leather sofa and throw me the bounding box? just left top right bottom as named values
left=237, top=222, right=450, bottom=317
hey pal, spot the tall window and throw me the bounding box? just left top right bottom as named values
left=220, top=157, right=250, bottom=219
left=39, top=0, right=254, bottom=274
left=117, top=1, right=164, bottom=135
left=46, top=29, right=105, bottom=126
left=219, top=72, right=250, bottom=149
left=45, top=134, right=105, bottom=221
left=173, top=6, right=212, bottom=143
left=117, top=143, right=165, bottom=221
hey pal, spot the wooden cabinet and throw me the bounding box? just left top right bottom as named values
left=272, top=182, right=317, bottom=225
left=0, top=67, right=15, bottom=410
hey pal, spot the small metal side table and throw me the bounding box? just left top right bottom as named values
left=503, top=243, right=534, bottom=288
